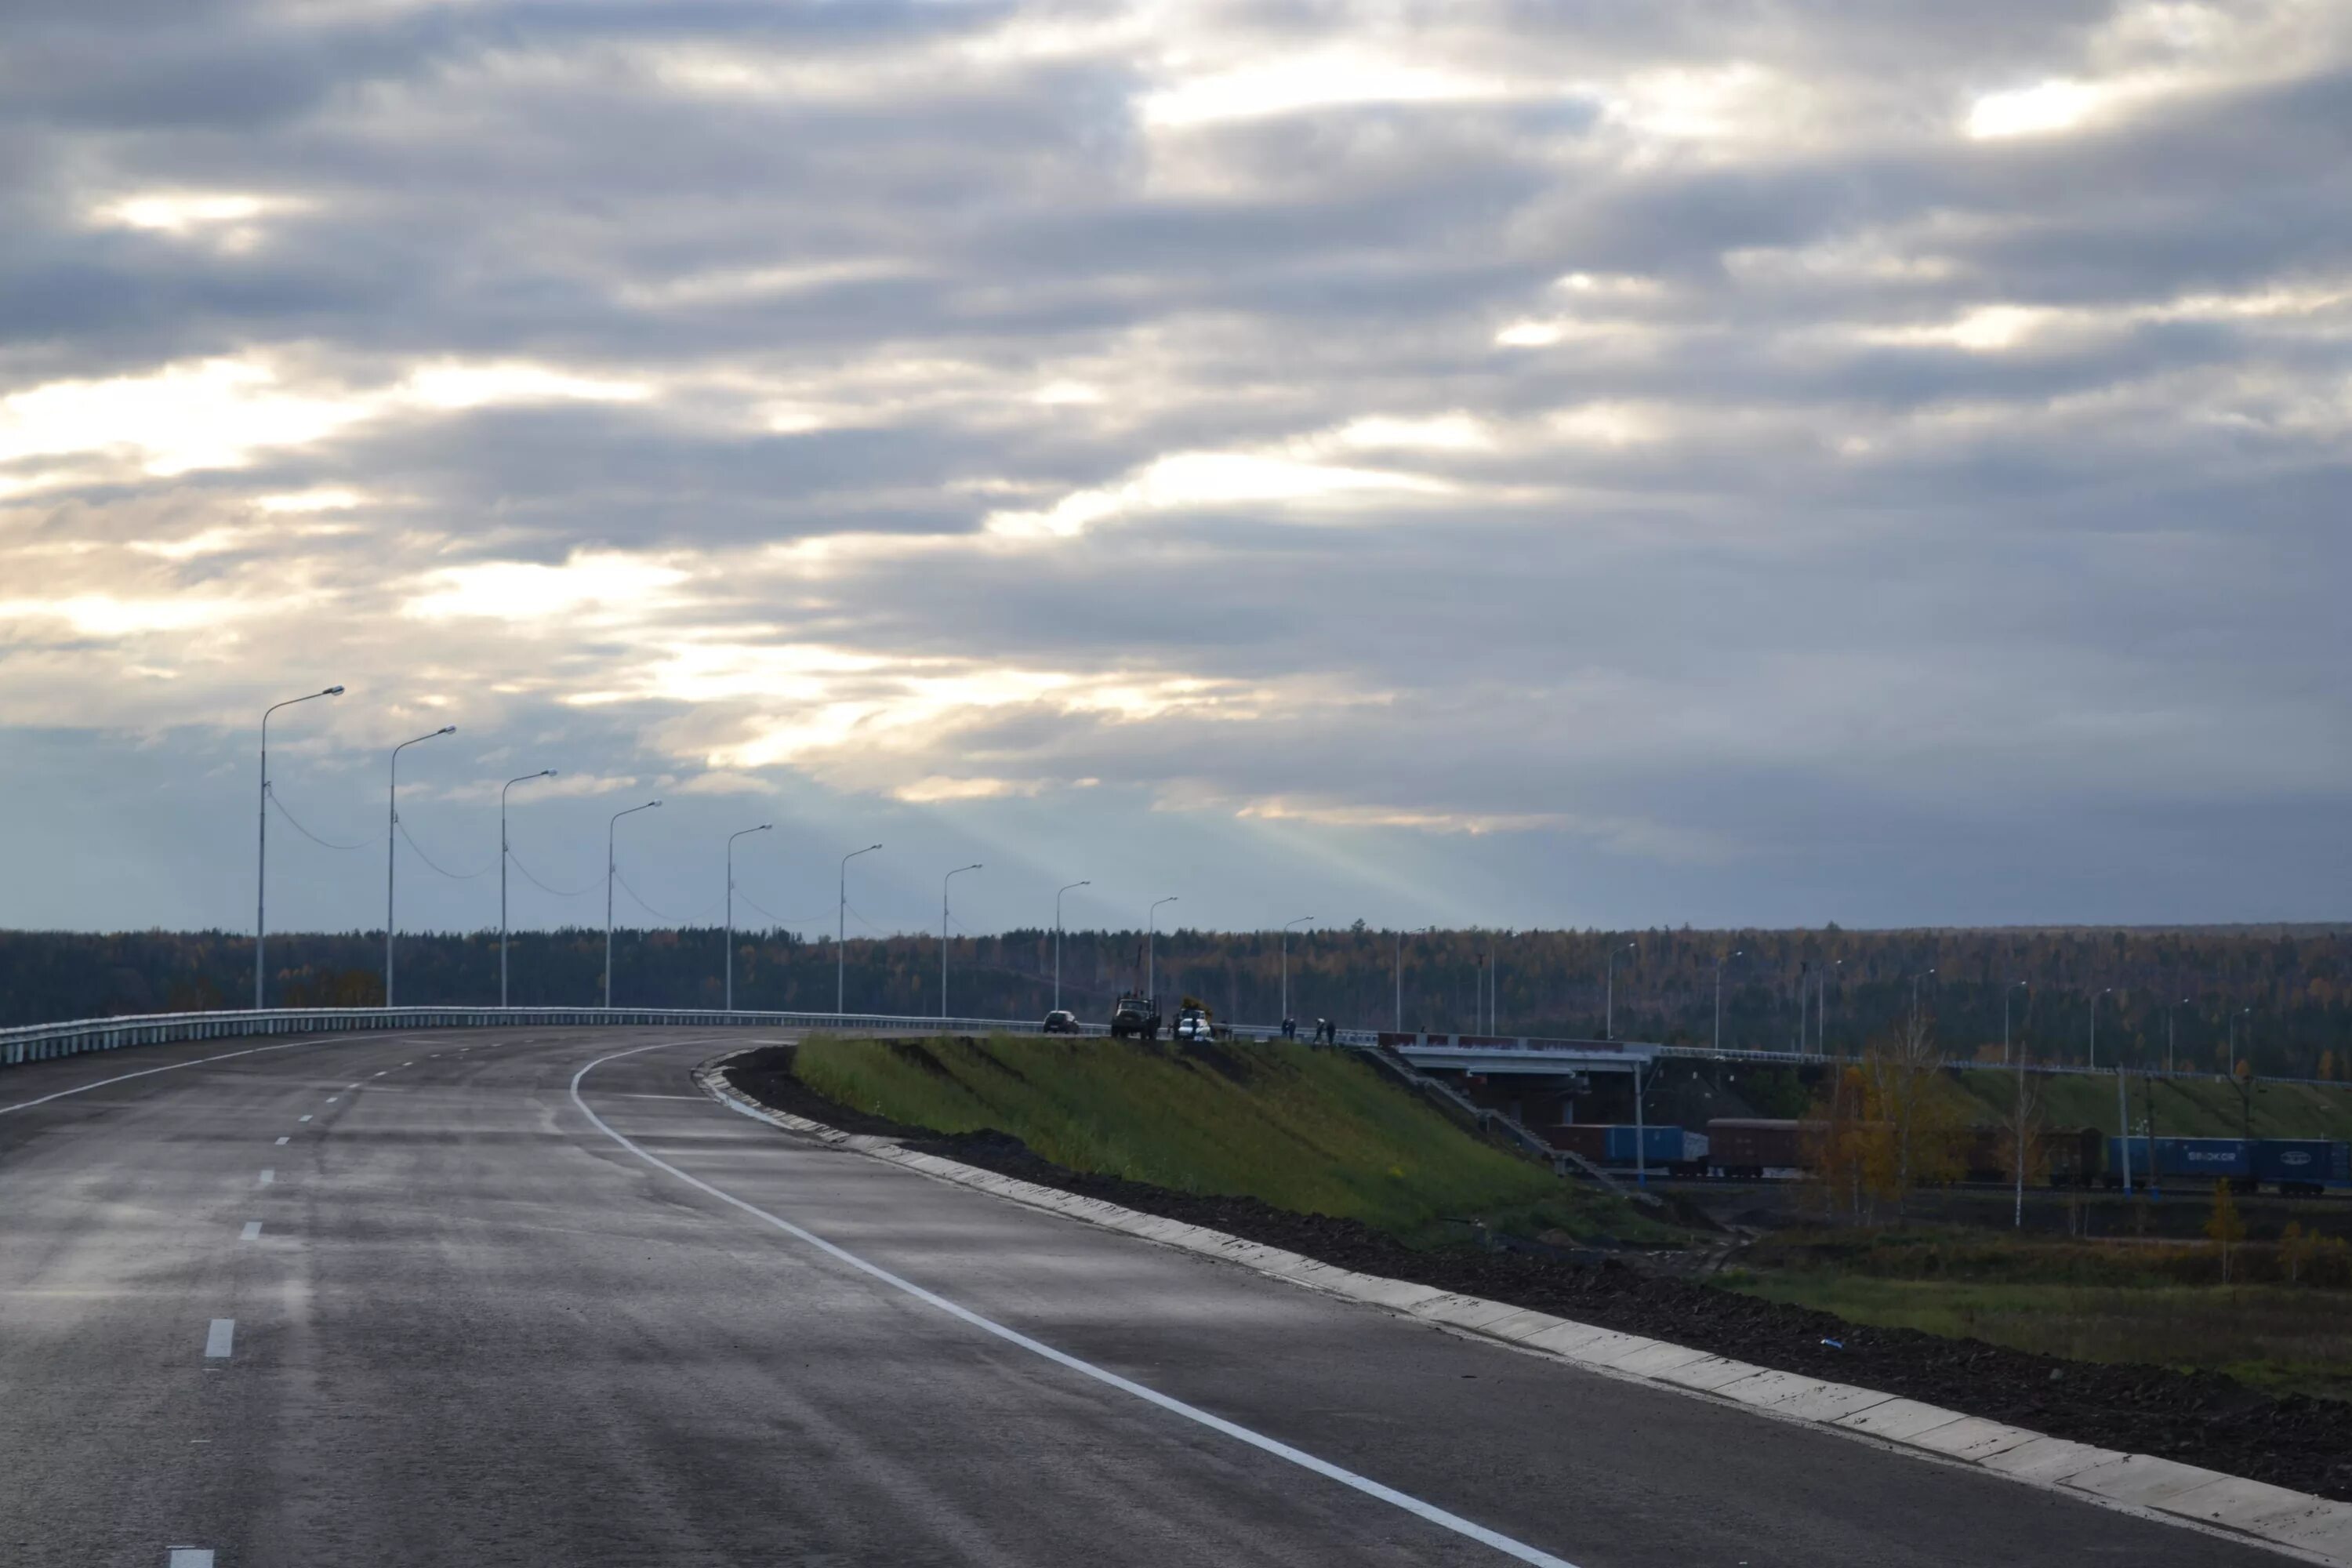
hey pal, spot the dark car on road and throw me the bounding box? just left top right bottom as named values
left=1041, top=1009, right=1080, bottom=1034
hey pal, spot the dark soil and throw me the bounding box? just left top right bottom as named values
left=721, top=1046, right=2352, bottom=1503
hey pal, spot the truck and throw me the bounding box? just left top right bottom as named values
left=1109, top=993, right=1160, bottom=1040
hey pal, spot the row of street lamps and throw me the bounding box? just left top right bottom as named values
left=258, top=691, right=2284, bottom=1051
left=256, top=688, right=1194, bottom=1018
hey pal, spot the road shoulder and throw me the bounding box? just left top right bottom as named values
left=695, top=1051, right=2352, bottom=1568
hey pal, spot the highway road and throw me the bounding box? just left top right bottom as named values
left=0, top=1025, right=2292, bottom=1567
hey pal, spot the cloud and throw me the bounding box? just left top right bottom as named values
left=0, top=0, right=2347, bottom=933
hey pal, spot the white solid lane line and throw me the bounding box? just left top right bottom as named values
left=241, top=1222, right=263, bottom=1241
left=204, top=1319, right=234, bottom=1359
left=570, top=1044, right=1581, bottom=1568
left=275, top=1135, right=289, bottom=1145
left=0, top=1040, right=314, bottom=1116
left=258, top=1168, right=274, bottom=1185
left=168, top=1548, right=216, bottom=1567
left=0, top=1031, right=442, bottom=1117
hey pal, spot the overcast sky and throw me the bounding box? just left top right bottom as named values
left=2, top=0, right=2347, bottom=938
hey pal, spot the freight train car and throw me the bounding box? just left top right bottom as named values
left=2107, top=1136, right=2253, bottom=1191
left=1955, top=1126, right=2103, bottom=1187
left=2257, top=1139, right=2352, bottom=1195
left=1544, top=1124, right=1708, bottom=1176
left=1705, top=1119, right=1813, bottom=1179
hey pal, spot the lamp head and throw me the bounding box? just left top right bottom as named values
left=542, top=768, right=557, bottom=778
left=324, top=685, right=346, bottom=696
left=439, top=724, right=457, bottom=735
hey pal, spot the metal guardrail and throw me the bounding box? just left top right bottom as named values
left=1, top=1005, right=2332, bottom=1094
left=0, top=1005, right=1115, bottom=1071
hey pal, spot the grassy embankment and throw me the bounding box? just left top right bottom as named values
left=793, top=1033, right=1676, bottom=1247
left=1722, top=1229, right=2352, bottom=1401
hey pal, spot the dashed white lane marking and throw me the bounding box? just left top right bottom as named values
left=347, top=1082, right=361, bottom=1090
left=258, top=1168, right=274, bottom=1185
left=167, top=1548, right=215, bottom=1567
left=373, top=1070, right=387, bottom=1077
left=299, top=1115, right=313, bottom=1122
left=203, top=1319, right=234, bottom=1358
left=275, top=1135, right=290, bottom=1145
left=325, top=1097, right=339, bottom=1103
left=241, top=1222, right=263, bottom=1241
left=571, top=1045, right=1581, bottom=1568
left=402, top=1061, right=413, bottom=1066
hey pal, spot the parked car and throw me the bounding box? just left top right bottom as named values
left=1040, top=1010, right=1080, bottom=1034
left=1173, top=1006, right=1220, bottom=1043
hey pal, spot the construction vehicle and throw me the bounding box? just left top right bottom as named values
left=1109, top=992, right=1161, bottom=1040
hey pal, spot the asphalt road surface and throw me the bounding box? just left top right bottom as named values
left=0, top=1025, right=2294, bottom=1567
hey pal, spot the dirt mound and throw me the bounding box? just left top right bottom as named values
left=721, top=1054, right=2352, bottom=1503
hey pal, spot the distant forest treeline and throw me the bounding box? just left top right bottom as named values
left=1, top=924, right=2346, bottom=1079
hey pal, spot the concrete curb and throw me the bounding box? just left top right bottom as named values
left=693, top=1060, right=2352, bottom=1566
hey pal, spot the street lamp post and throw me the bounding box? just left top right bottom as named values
left=256, top=684, right=343, bottom=1009
left=1395, top=926, right=1429, bottom=1033
left=604, top=800, right=660, bottom=1008
left=2227, top=1006, right=2251, bottom=1073
left=1149, top=898, right=1180, bottom=1003
left=1712, top=949, right=1743, bottom=1052
left=500, top=770, right=557, bottom=1007
left=1054, top=881, right=1089, bottom=1012
left=2168, top=997, right=2187, bottom=1076
left=2013, top=1018, right=2030, bottom=1229
left=837, top=844, right=882, bottom=1015
left=1605, top=942, right=1635, bottom=1040
left=386, top=725, right=456, bottom=1008
left=2089, top=985, right=2114, bottom=1069
left=725, top=824, right=771, bottom=1012
left=1910, top=967, right=1936, bottom=1034
left=941, top=863, right=982, bottom=1018
left=1281, top=916, right=1313, bottom=1024
left=1817, top=959, right=1843, bottom=1054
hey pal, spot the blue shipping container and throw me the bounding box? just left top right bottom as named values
left=2109, top=1137, right=2252, bottom=1181
left=2255, top=1139, right=2352, bottom=1190
left=1596, top=1126, right=1706, bottom=1164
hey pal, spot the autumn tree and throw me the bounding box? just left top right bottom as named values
left=1994, top=1065, right=2050, bottom=1192
left=2206, top=1179, right=2246, bottom=1284
left=1861, top=1014, right=1969, bottom=1214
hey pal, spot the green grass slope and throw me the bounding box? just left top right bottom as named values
left=793, top=1033, right=1653, bottom=1243
left=1951, top=1069, right=2352, bottom=1139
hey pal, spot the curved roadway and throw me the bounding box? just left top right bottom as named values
left=0, top=1025, right=2289, bottom=1566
